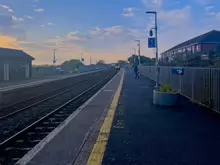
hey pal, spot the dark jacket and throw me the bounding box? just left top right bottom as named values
left=134, top=65, right=138, bottom=72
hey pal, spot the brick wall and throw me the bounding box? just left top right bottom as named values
left=201, top=43, right=217, bottom=53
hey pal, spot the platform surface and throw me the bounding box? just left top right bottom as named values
left=16, top=70, right=123, bottom=165
left=102, top=70, right=220, bottom=165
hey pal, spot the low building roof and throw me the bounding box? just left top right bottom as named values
left=0, top=48, right=34, bottom=60
left=162, top=30, right=220, bottom=54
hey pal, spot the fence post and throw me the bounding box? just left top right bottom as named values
left=0, top=92, right=2, bottom=109
left=192, top=69, right=195, bottom=100
left=179, top=75, right=182, bottom=93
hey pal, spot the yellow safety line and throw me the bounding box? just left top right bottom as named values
left=87, top=70, right=124, bottom=165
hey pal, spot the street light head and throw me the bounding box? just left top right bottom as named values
left=146, top=11, right=157, bottom=14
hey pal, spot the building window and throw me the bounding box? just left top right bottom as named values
left=178, top=49, right=182, bottom=53
left=196, top=44, right=201, bottom=52
left=192, top=45, right=195, bottom=53
left=187, top=47, right=192, bottom=52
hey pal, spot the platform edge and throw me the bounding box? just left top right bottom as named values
left=87, top=69, right=124, bottom=165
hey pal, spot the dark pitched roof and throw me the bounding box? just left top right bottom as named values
left=162, top=30, right=220, bottom=54
left=0, top=48, right=34, bottom=60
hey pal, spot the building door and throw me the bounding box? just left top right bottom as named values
left=25, top=64, right=30, bottom=78
left=4, top=63, right=9, bottom=81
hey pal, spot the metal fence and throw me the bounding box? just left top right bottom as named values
left=140, top=66, right=220, bottom=112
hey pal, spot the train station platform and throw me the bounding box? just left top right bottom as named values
left=15, top=69, right=220, bottom=165
left=100, top=70, right=220, bottom=165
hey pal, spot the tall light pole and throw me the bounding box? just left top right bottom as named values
left=146, top=11, right=159, bottom=88
left=53, top=49, right=57, bottom=73
left=53, top=49, right=57, bottom=65
left=81, top=52, right=84, bottom=64
left=135, top=40, right=141, bottom=65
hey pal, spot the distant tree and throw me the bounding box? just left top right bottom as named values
left=118, top=60, right=127, bottom=64
left=96, top=60, right=105, bottom=65
left=128, top=55, right=154, bottom=65
left=61, top=59, right=84, bottom=71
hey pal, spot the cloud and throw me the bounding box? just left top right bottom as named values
left=2, top=26, right=26, bottom=41
left=0, top=36, right=18, bottom=49
left=158, top=6, right=191, bottom=27
left=90, top=27, right=102, bottom=36
left=47, top=22, right=55, bottom=26
left=0, top=5, right=9, bottom=9
left=25, top=15, right=34, bottom=19
left=1, top=5, right=14, bottom=13
left=205, top=6, right=214, bottom=12
left=121, top=8, right=136, bottom=17
left=34, top=8, right=44, bottom=12
left=66, top=31, right=82, bottom=41
left=12, top=16, right=24, bottom=23
left=0, top=15, right=26, bottom=40
left=103, top=26, right=123, bottom=36
left=7, top=9, right=14, bottom=13
left=209, top=12, right=220, bottom=19
left=142, top=0, right=163, bottom=9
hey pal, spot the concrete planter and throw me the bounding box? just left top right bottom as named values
left=153, top=90, right=179, bottom=106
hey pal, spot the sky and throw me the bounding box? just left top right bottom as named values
left=0, top=0, right=220, bottom=65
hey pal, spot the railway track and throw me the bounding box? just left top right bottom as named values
left=0, top=71, right=104, bottom=120
left=0, top=69, right=117, bottom=165
left=0, top=69, right=114, bottom=143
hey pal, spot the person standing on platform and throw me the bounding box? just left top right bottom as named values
left=133, top=64, right=139, bottom=79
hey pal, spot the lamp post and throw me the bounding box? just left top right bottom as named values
left=135, top=40, right=141, bottom=65
left=146, top=11, right=159, bottom=88
left=81, top=52, right=84, bottom=64
left=53, top=49, right=57, bottom=73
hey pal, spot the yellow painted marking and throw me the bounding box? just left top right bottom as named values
left=87, top=70, right=124, bottom=165
left=113, top=119, right=124, bottom=129
left=156, top=61, right=158, bottom=65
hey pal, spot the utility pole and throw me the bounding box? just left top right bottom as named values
left=81, top=52, right=84, bottom=64
left=135, top=40, right=141, bottom=65
left=53, top=49, right=57, bottom=73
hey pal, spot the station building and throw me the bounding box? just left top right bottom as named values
left=0, top=48, right=34, bottom=81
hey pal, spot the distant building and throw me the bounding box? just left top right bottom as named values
left=0, top=48, right=34, bottom=81
left=161, top=30, right=220, bottom=62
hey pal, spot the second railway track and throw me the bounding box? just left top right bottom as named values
left=0, top=70, right=108, bottom=119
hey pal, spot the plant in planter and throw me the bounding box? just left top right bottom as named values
left=153, top=84, right=179, bottom=106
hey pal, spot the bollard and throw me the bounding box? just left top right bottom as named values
left=0, top=91, right=2, bottom=109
